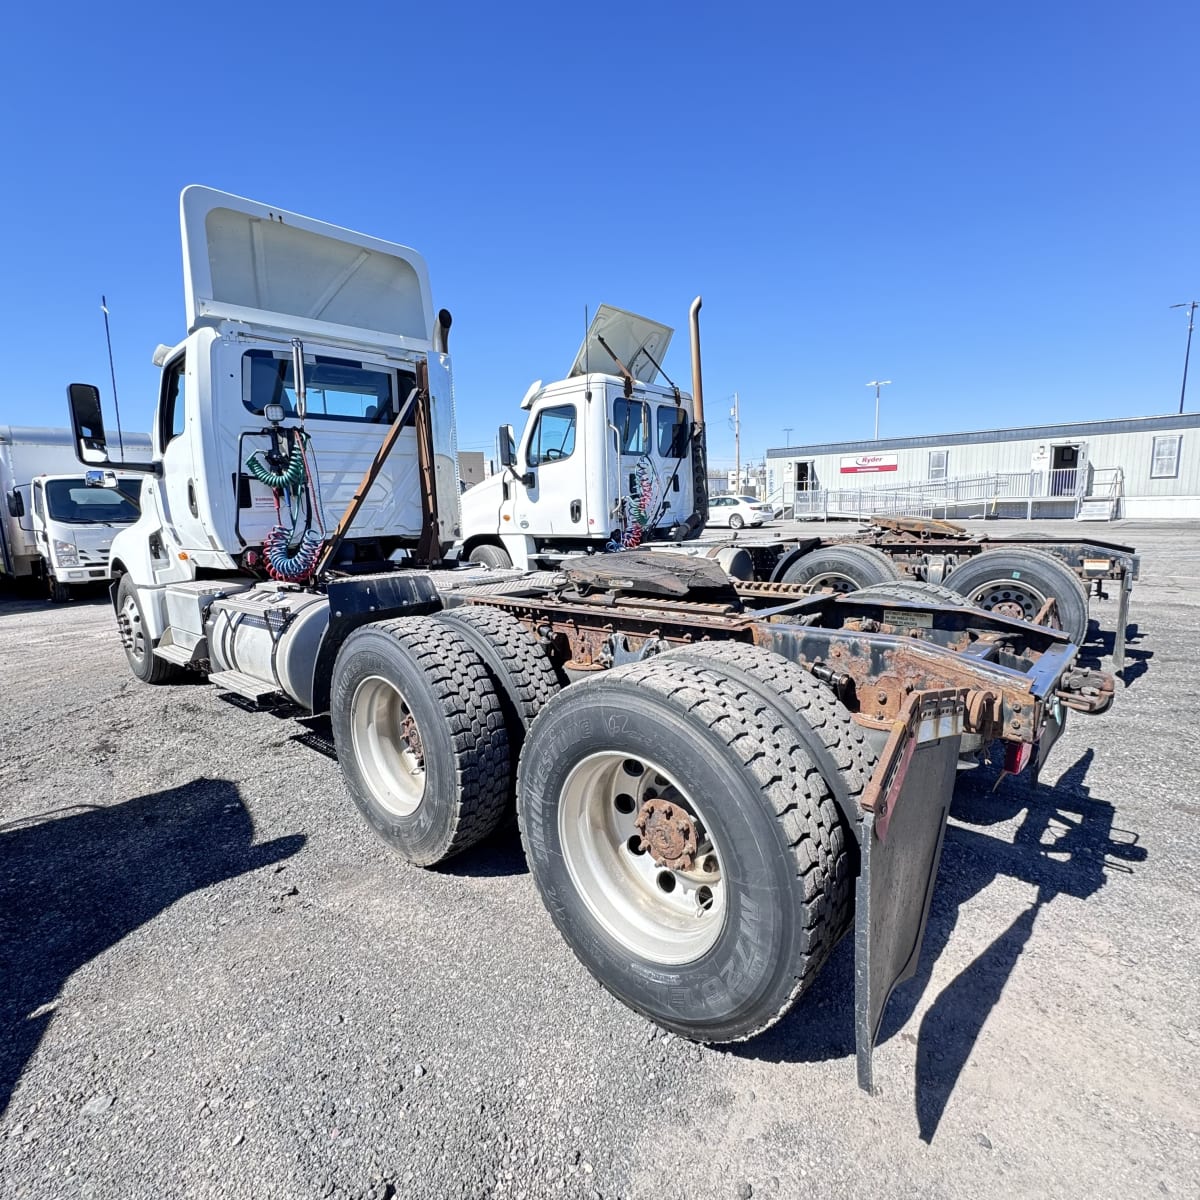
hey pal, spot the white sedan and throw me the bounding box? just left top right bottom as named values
left=706, top=495, right=773, bottom=529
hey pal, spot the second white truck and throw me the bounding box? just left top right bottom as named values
left=0, top=425, right=152, bottom=600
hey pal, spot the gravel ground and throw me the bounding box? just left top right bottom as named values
left=1, top=518, right=1197, bottom=1200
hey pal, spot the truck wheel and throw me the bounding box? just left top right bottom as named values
left=660, top=641, right=876, bottom=944
left=517, top=657, right=856, bottom=1042
left=48, top=578, right=71, bottom=603
left=436, top=605, right=561, bottom=797
left=331, top=616, right=510, bottom=866
left=943, top=546, right=1089, bottom=643
left=116, top=574, right=182, bottom=684
left=469, top=544, right=513, bottom=569
left=780, top=542, right=901, bottom=592
left=853, top=580, right=973, bottom=607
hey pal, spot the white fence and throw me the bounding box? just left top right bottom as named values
left=773, top=467, right=1106, bottom=521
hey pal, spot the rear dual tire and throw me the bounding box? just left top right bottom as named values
left=517, top=652, right=870, bottom=1042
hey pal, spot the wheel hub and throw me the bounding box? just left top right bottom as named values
left=635, top=797, right=698, bottom=871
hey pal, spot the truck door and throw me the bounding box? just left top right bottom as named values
left=654, top=402, right=692, bottom=526
left=156, top=352, right=211, bottom=552
left=510, top=402, right=582, bottom=535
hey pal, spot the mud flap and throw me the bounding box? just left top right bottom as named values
left=854, top=726, right=960, bottom=1093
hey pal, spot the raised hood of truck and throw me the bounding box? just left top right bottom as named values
left=180, top=186, right=435, bottom=347
left=568, top=306, right=673, bottom=384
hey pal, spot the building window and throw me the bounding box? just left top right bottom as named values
left=928, top=450, right=948, bottom=481
left=1150, top=435, right=1181, bottom=479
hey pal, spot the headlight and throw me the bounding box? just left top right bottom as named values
left=53, top=539, right=79, bottom=566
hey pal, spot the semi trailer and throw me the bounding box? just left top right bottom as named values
left=67, top=186, right=1117, bottom=1092
left=0, top=425, right=152, bottom=599
left=457, top=328, right=1139, bottom=668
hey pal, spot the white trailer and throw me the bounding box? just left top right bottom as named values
left=64, top=186, right=1117, bottom=1095
left=0, top=426, right=152, bottom=599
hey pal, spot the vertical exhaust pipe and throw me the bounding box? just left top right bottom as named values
left=689, top=296, right=704, bottom=425
left=687, top=296, right=709, bottom=535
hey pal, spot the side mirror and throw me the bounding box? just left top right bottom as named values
left=6, top=489, right=22, bottom=518
left=66, top=382, right=108, bottom=464
left=85, top=469, right=119, bottom=489
left=497, top=424, right=515, bottom=469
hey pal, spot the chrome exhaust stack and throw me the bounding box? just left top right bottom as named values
left=689, top=296, right=704, bottom=425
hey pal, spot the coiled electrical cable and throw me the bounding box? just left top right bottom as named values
left=246, top=442, right=306, bottom=490
left=263, top=527, right=323, bottom=581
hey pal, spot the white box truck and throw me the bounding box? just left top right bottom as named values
left=0, top=425, right=152, bottom=599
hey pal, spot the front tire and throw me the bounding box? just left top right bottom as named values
left=48, top=578, right=71, bottom=603
left=468, top=543, right=513, bottom=569
left=116, top=575, right=181, bottom=684
left=728, top=513, right=745, bottom=530
left=517, top=657, right=857, bottom=1042
left=331, top=616, right=510, bottom=865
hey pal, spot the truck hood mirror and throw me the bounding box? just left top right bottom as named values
left=85, top=469, right=119, bottom=489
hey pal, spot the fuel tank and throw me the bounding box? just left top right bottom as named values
left=206, top=583, right=330, bottom=709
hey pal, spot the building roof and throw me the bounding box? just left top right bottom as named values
left=766, top=411, right=1200, bottom=459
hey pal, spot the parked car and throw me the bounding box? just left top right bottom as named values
left=707, top=494, right=773, bottom=529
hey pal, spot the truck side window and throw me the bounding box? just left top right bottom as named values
left=657, top=406, right=689, bottom=458
left=32, top=482, right=45, bottom=520
left=526, top=405, right=576, bottom=467
left=613, top=399, right=649, bottom=455
left=159, top=355, right=187, bottom=447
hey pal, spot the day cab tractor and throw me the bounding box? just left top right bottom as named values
left=67, top=186, right=1116, bottom=1093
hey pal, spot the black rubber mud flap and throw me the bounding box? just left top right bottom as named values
left=853, top=731, right=960, bottom=1093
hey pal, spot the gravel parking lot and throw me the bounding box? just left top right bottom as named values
left=1, top=519, right=1198, bottom=1200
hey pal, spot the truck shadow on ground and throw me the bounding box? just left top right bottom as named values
left=0, top=780, right=304, bottom=1119
left=736, top=748, right=1146, bottom=1143
left=1078, top=620, right=1152, bottom=687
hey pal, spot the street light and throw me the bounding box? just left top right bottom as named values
left=783, top=426, right=793, bottom=445
left=865, top=380, right=892, bottom=440
left=1171, top=302, right=1197, bottom=414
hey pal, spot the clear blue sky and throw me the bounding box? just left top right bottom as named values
left=2, top=2, right=1196, bottom=470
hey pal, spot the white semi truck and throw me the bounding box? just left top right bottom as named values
left=66, top=186, right=1117, bottom=1093
left=0, top=425, right=152, bottom=599
left=457, top=328, right=1141, bottom=668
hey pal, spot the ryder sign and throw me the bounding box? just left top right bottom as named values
left=840, top=453, right=898, bottom=474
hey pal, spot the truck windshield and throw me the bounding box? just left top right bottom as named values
left=44, top=479, right=141, bottom=524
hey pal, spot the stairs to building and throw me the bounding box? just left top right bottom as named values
left=1075, top=467, right=1123, bottom=522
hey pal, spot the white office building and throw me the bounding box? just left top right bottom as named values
left=766, top=412, right=1200, bottom=521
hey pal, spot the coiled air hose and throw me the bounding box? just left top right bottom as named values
left=246, top=442, right=306, bottom=490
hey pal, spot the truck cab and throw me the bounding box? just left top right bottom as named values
left=67, top=185, right=460, bottom=646
left=460, top=306, right=704, bottom=570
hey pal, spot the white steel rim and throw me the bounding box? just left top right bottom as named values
left=558, top=752, right=727, bottom=965
left=351, top=675, right=427, bottom=816
left=804, top=571, right=860, bottom=594
left=969, top=578, right=1051, bottom=624
left=121, top=594, right=147, bottom=663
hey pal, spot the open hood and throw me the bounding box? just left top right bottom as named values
left=180, top=185, right=434, bottom=346
left=568, top=305, right=674, bottom=384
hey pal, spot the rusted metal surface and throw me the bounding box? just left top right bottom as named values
left=635, top=798, right=699, bottom=871
left=859, top=689, right=968, bottom=841
left=446, top=555, right=1113, bottom=741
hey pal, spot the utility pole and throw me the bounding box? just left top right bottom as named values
left=783, top=425, right=793, bottom=446
left=1171, top=302, right=1197, bottom=414
left=731, top=391, right=741, bottom=492
left=865, top=380, right=892, bottom=440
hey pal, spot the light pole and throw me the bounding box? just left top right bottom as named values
left=1171, top=302, right=1197, bottom=414
left=865, top=380, right=892, bottom=440
left=783, top=426, right=793, bottom=446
